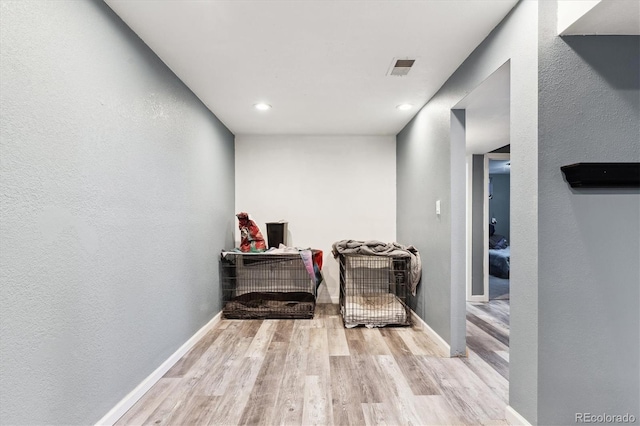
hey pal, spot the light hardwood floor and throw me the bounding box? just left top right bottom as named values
left=466, top=300, right=510, bottom=381
left=116, top=303, right=510, bottom=426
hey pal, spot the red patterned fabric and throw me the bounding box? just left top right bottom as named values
left=236, top=212, right=266, bottom=253
left=313, top=250, right=323, bottom=270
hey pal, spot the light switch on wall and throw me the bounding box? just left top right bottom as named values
left=436, top=199, right=441, bottom=215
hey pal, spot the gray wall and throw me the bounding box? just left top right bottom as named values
left=472, top=155, right=485, bottom=295
left=397, top=0, right=538, bottom=419
left=489, top=173, right=510, bottom=241
left=538, top=1, right=640, bottom=424
left=0, top=1, right=235, bottom=424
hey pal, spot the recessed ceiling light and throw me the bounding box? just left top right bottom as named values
left=254, top=103, right=272, bottom=111
left=396, top=104, right=413, bottom=111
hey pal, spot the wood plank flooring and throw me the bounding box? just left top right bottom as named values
left=465, top=300, right=510, bottom=381
left=116, top=302, right=510, bottom=426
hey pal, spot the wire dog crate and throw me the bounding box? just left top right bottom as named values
left=339, top=254, right=411, bottom=328
left=220, top=252, right=317, bottom=319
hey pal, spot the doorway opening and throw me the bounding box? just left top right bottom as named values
left=455, top=60, right=511, bottom=383
left=487, top=155, right=511, bottom=301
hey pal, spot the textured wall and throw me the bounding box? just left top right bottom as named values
left=538, top=2, right=640, bottom=423
left=397, top=0, right=538, bottom=417
left=0, top=1, right=234, bottom=424
left=235, top=135, right=396, bottom=303
left=489, top=174, right=510, bottom=241
left=472, top=155, right=485, bottom=296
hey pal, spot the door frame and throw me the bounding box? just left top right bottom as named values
left=466, top=155, right=486, bottom=302
left=483, top=153, right=510, bottom=299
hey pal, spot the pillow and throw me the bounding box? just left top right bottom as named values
left=489, top=234, right=509, bottom=249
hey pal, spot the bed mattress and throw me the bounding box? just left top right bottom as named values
left=488, top=246, right=510, bottom=278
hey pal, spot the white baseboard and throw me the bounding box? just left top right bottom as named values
left=505, top=405, right=532, bottom=425
left=95, top=311, right=223, bottom=426
left=411, top=310, right=451, bottom=357
left=467, top=295, right=489, bottom=303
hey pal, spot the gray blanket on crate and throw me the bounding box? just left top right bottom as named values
left=331, top=240, right=422, bottom=296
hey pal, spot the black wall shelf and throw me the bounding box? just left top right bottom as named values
left=561, top=163, right=640, bottom=188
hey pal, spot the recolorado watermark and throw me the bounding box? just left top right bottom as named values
left=576, top=413, right=637, bottom=423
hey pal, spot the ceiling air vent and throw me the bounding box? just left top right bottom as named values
left=388, top=58, right=416, bottom=76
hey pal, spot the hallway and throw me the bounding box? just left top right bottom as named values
left=117, top=303, right=510, bottom=425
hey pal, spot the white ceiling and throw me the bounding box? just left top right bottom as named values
left=559, top=0, right=640, bottom=35
left=104, top=0, right=518, bottom=136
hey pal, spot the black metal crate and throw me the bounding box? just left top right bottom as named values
left=220, top=253, right=316, bottom=319
left=338, top=254, right=411, bottom=327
